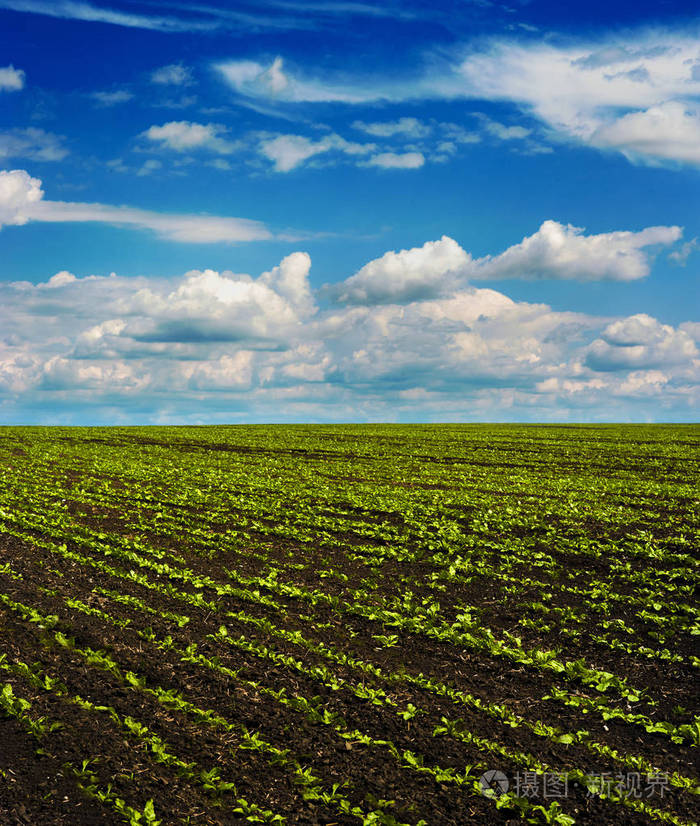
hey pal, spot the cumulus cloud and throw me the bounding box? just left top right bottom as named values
left=334, top=236, right=470, bottom=305
left=0, top=128, right=68, bottom=162
left=185, top=351, right=255, bottom=391
left=0, top=168, right=272, bottom=242
left=679, top=321, right=700, bottom=343
left=471, top=220, right=682, bottom=282
left=151, top=63, right=194, bottom=85
left=0, top=65, right=25, bottom=91
left=366, top=151, right=425, bottom=169
left=259, top=251, right=315, bottom=316
left=2, top=255, right=316, bottom=361
left=332, top=221, right=683, bottom=304
left=142, top=121, right=237, bottom=153
left=316, top=290, right=617, bottom=406
left=0, top=169, right=43, bottom=228
left=45, top=270, right=77, bottom=288
left=0, top=248, right=697, bottom=422
left=585, top=314, right=698, bottom=371
left=121, top=256, right=314, bottom=344
left=39, top=356, right=148, bottom=393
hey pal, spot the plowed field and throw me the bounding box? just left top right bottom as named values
left=0, top=424, right=697, bottom=825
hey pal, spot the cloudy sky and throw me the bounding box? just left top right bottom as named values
left=0, top=0, right=698, bottom=424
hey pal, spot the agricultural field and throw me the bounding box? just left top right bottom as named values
left=0, top=423, right=698, bottom=826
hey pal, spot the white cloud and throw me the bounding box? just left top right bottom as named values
left=216, top=56, right=381, bottom=103
left=366, top=151, right=424, bottom=169
left=0, top=0, right=402, bottom=39
left=679, top=321, right=700, bottom=343
left=352, top=117, right=431, bottom=138
left=471, top=220, right=682, bottom=282
left=333, top=221, right=683, bottom=303
left=106, top=157, right=129, bottom=173
left=590, top=101, right=700, bottom=165
left=0, top=168, right=272, bottom=242
left=0, top=128, right=68, bottom=161
left=215, top=29, right=700, bottom=166
left=208, top=158, right=232, bottom=171
left=476, top=115, right=531, bottom=141
left=0, top=0, right=217, bottom=32
left=616, top=369, right=669, bottom=397
left=151, top=63, right=194, bottom=85
left=438, top=123, right=482, bottom=146
left=32, top=200, right=272, bottom=243
left=259, top=134, right=329, bottom=171
left=142, top=121, right=237, bottom=154
left=91, top=89, right=133, bottom=106
left=669, top=238, right=698, bottom=265
left=215, top=53, right=472, bottom=106
left=0, top=65, right=25, bottom=91
left=599, top=314, right=668, bottom=346
left=457, top=31, right=700, bottom=166
left=585, top=314, right=698, bottom=371
left=259, top=251, right=315, bottom=317
left=335, top=236, right=471, bottom=305
left=1, top=247, right=698, bottom=422
left=213, top=53, right=458, bottom=106
left=39, top=355, right=148, bottom=392
left=136, top=159, right=162, bottom=176
left=2, top=255, right=316, bottom=358
left=255, top=56, right=289, bottom=95
left=0, top=169, right=43, bottom=228
left=45, top=270, right=77, bottom=288
left=185, top=351, right=255, bottom=391
left=487, top=123, right=531, bottom=140
left=258, top=132, right=374, bottom=172
left=317, top=291, right=594, bottom=394
left=120, top=257, right=315, bottom=344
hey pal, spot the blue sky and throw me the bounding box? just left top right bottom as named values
left=0, top=0, right=698, bottom=424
